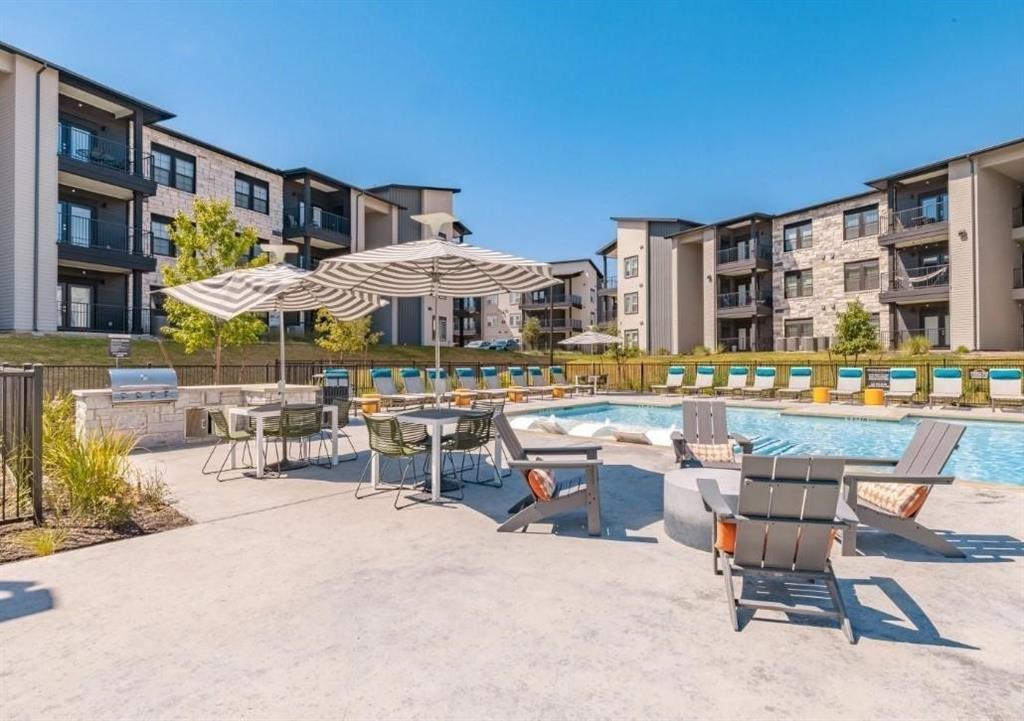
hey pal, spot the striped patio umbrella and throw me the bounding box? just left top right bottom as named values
left=310, top=221, right=557, bottom=404
left=557, top=331, right=621, bottom=346
left=161, top=253, right=387, bottom=404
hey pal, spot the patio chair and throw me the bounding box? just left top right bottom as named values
left=928, top=368, right=963, bottom=407
left=508, top=367, right=545, bottom=398
left=549, top=366, right=578, bottom=396
left=776, top=366, right=813, bottom=400
left=670, top=399, right=752, bottom=469
left=492, top=413, right=603, bottom=536
left=841, top=419, right=966, bottom=558
left=470, top=366, right=511, bottom=399
left=650, top=366, right=685, bottom=395
left=323, top=398, right=357, bottom=462
left=356, top=414, right=433, bottom=507
left=426, top=368, right=455, bottom=404
left=713, top=366, right=749, bottom=397
left=371, top=368, right=428, bottom=409
left=440, top=408, right=496, bottom=485
left=471, top=397, right=509, bottom=482
left=884, top=368, right=918, bottom=405
left=697, top=455, right=855, bottom=643
left=829, top=367, right=863, bottom=403
left=680, top=365, right=715, bottom=395
left=989, top=368, right=1024, bottom=410
left=739, top=367, right=776, bottom=398
left=280, top=405, right=329, bottom=465
left=201, top=408, right=254, bottom=481
left=527, top=366, right=555, bottom=397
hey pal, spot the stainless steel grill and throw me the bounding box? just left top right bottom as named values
left=109, top=367, right=179, bottom=404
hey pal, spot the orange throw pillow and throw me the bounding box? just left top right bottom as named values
left=526, top=469, right=556, bottom=501
left=858, top=482, right=931, bottom=519
left=715, top=519, right=737, bottom=552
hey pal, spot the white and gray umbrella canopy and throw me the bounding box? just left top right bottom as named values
left=160, top=262, right=386, bottom=321
left=310, top=237, right=559, bottom=296
left=557, top=331, right=621, bottom=346
left=310, top=235, right=558, bottom=405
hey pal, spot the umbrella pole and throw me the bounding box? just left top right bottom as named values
left=278, top=306, right=287, bottom=406
left=433, top=270, right=441, bottom=408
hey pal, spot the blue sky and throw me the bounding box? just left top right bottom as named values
left=3, top=1, right=1023, bottom=261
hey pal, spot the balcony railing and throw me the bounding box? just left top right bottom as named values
left=718, top=336, right=774, bottom=352
left=283, top=205, right=351, bottom=236
left=1014, top=206, right=1023, bottom=229
left=717, top=243, right=772, bottom=265
left=893, top=327, right=948, bottom=349
left=454, top=298, right=481, bottom=313
left=884, top=198, right=948, bottom=235
left=1013, top=267, right=1023, bottom=290
left=885, top=264, right=949, bottom=292
left=57, top=122, right=151, bottom=179
left=598, top=277, right=618, bottom=291
left=57, top=302, right=150, bottom=334
left=537, top=318, right=584, bottom=331
left=56, top=214, right=151, bottom=256
left=717, top=291, right=772, bottom=309
left=526, top=291, right=582, bottom=307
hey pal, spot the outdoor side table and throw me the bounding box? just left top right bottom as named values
left=353, top=396, right=381, bottom=414
left=507, top=389, right=528, bottom=403
left=812, top=386, right=830, bottom=404
left=864, top=388, right=884, bottom=406
left=452, top=390, right=475, bottom=407
left=370, top=407, right=504, bottom=502
left=552, top=387, right=566, bottom=399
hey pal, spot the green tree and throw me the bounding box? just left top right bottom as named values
left=160, top=199, right=268, bottom=382
left=831, top=300, right=879, bottom=363
left=520, top=316, right=542, bottom=350
left=313, top=308, right=382, bottom=363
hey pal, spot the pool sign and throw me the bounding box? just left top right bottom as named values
left=865, top=367, right=890, bottom=390
left=969, top=368, right=988, bottom=380
left=108, top=334, right=132, bottom=363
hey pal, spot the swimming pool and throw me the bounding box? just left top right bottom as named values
left=531, top=403, right=1024, bottom=485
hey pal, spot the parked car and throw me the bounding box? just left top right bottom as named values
left=464, top=340, right=491, bottom=349
left=490, top=339, right=519, bottom=351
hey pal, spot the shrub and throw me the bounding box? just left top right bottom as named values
left=714, top=343, right=726, bottom=355
left=900, top=335, right=932, bottom=356
left=16, top=527, right=68, bottom=557
left=42, top=395, right=139, bottom=528
left=955, top=345, right=970, bottom=354
left=690, top=344, right=710, bottom=356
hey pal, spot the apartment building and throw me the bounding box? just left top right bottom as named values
left=595, top=239, right=617, bottom=328
left=0, top=42, right=468, bottom=346
left=472, top=259, right=602, bottom=348
left=606, top=137, right=1024, bottom=352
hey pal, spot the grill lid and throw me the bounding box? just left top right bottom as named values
left=109, top=368, right=179, bottom=403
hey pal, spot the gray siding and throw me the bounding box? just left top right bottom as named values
left=648, top=235, right=673, bottom=350
left=372, top=187, right=422, bottom=243
left=371, top=304, right=392, bottom=345
left=396, top=298, right=422, bottom=344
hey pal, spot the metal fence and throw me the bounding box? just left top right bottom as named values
left=1, top=364, right=44, bottom=524
left=39, top=358, right=1024, bottom=407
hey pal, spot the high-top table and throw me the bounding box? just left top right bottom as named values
left=371, top=407, right=504, bottom=502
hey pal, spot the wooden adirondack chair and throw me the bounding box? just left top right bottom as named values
left=670, top=400, right=753, bottom=468
left=698, top=455, right=855, bottom=643
left=842, top=420, right=966, bottom=558
left=492, top=413, right=603, bottom=536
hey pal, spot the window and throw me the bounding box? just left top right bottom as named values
left=509, top=292, right=521, bottom=305
left=784, top=269, right=813, bottom=298
left=844, top=259, right=880, bottom=292
left=486, top=314, right=497, bottom=328
left=432, top=316, right=448, bottom=342
left=486, top=294, right=498, bottom=305
left=509, top=313, right=521, bottom=328
left=151, top=145, right=195, bottom=193
left=844, top=205, right=879, bottom=240
left=623, top=291, right=639, bottom=315
left=151, top=216, right=175, bottom=256
left=149, top=286, right=166, bottom=315
left=234, top=174, right=269, bottom=214
left=623, top=330, right=639, bottom=348
left=783, top=220, right=813, bottom=251
left=623, top=255, right=639, bottom=279
left=869, top=313, right=880, bottom=332
left=784, top=318, right=813, bottom=338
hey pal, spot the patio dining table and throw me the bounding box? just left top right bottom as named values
left=371, top=407, right=505, bottom=502
left=228, top=403, right=339, bottom=479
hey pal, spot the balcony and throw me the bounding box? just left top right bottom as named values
left=891, top=327, right=949, bottom=350
left=56, top=215, right=155, bottom=272
left=1013, top=268, right=1024, bottom=302
left=521, top=291, right=583, bottom=310
left=598, top=277, right=617, bottom=295
left=1013, top=207, right=1024, bottom=242
left=716, top=243, right=772, bottom=275
left=716, top=291, right=772, bottom=319
left=57, top=302, right=150, bottom=334
left=879, top=198, right=948, bottom=247
left=879, top=264, right=950, bottom=304
left=537, top=317, right=584, bottom=332
left=283, top=205, right=351, bottom=247
left=453, top=298, right=481, bottom=315
left=57, top=122, right=156, bottom=196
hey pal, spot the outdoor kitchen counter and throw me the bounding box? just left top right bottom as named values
left=73, top=384, right=319, bottom=448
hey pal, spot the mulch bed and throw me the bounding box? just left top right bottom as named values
left=0, top=503, right=190, bottom=564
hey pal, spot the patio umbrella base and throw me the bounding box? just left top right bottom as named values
left=418, top=477, right=463, bottom=494
left=264, top=458, right=309, bottom=473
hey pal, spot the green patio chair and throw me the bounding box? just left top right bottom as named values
left=201, top=408, right=255, bottom=482
left=356, top=414, right=431, bottom=508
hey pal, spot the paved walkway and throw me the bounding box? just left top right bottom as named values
left=1, top=421, right=1022, bottom=720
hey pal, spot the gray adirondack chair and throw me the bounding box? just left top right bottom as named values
left=670, top=400, right=753, bottom=469
left=842, top=419, right=966, bottom=558
left=698, top=455, right=855, bottom=644
left=492, top=413, right=603, bottom=536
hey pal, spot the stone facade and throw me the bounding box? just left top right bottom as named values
left=770, top=191, right=889, bottom=344
left=74, top=384, right=317, bottom=448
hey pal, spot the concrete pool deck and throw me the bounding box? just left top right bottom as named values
left=1, top=418, right=1022, bottom=720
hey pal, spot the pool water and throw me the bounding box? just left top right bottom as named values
left=542, top=403, right=1024, bottom=485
